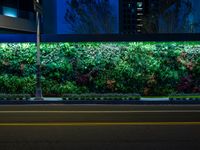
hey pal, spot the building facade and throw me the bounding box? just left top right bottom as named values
left=0, top=0, right=59, bottom=34
left=1, top=0, right=199, bottom=34
left=119, top=0, right=160, bottom=34
left=119, top=0, right=149, bottom=34
left=0, top=0, right=36, bottom=33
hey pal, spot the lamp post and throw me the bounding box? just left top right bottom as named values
left=34, top=0, right=43, bottom=100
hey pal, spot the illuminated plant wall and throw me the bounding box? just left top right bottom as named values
left=0, top=42, right=199, bottom=96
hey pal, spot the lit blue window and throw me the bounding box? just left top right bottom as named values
left=3, top=7, right=17, bottom=18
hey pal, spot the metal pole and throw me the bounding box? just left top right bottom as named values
left=35, top=0, right=43, bottom=100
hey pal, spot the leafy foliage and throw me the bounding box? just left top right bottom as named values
left=0, top=42, right=199, bottom=96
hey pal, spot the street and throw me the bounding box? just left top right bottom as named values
left=0, top=104, right=199, bottom=150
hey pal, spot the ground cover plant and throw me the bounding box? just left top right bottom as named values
left=0, top=42, right=199, bottom=96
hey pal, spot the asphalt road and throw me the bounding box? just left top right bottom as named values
left=0, top=104, right=200, bottom=150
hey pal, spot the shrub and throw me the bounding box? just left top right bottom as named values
left=0, top=42, right=199, bottom=96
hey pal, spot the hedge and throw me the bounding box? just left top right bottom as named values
left=0, top=42, right=199, bottom=96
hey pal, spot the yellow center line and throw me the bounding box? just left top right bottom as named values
left=0, top=122, right=200, bottom=126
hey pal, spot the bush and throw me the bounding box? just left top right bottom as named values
left=0, top=42, right=199, bottom=96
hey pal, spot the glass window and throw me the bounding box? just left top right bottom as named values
left=2, top=6, right=17, bottom=17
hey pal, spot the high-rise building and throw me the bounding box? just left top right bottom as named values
left=142, top=0, right=159, bottom=33
left=0, top=0, right=60, bottom=34
left=119, top=0, right=147, bottom=34
left=0, top=0, right=36, bottom=33
left=1, top=0, right=199, bottom=35
left=119, top=0, right=160, bottom=34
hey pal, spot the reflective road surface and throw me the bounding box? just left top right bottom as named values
left=0, top=104, right=199, bottom=150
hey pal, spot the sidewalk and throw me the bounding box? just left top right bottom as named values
left=0, top=97, right=199, bottom=105
left=31, top=97, right=169, bottom=101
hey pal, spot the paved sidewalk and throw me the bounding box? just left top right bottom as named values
left=30, top=97, right=169, bottom=101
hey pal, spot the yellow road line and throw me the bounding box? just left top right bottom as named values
left=0, top=122, right=200, bottom=126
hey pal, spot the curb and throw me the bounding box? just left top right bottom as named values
left=0, top=100, right=200, bottom=105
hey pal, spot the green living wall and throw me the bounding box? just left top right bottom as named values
left=0, top=42, right=199, bottom=96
